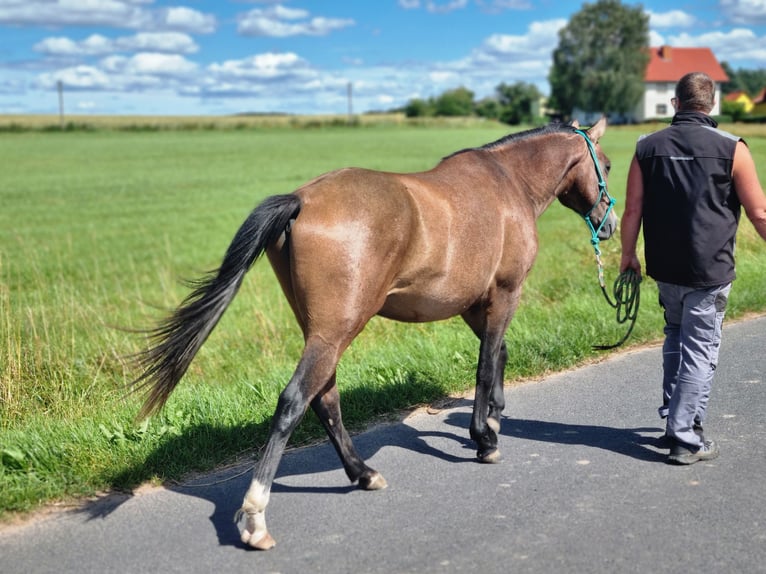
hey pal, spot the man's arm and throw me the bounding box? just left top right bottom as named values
left=620, top=155, right=644, bottom=276
left=733, top=140, right=766, bottom=241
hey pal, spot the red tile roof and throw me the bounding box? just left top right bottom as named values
left=645, top=46, right=729, bottom=82
left=724, top=90, right=748, bottom=101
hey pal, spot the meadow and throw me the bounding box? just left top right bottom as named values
left=2, top=117, right=766, bottom=519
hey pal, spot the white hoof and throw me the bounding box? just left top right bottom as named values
left=236, top=507, right=275, bottom=550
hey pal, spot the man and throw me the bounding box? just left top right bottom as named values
left=620, top=71, right=766, bottom=465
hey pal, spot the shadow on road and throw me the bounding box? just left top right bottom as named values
left=443, top=411, right=668, bottom=463
left=71, top=396, right=666, bottom=548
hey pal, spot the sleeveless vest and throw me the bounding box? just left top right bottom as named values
left=636, top=111, right=742, bottom=287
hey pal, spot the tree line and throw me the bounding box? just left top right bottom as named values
left=401, top=0, right=766, bottom=125
left=402, top=83, right=543, bottom=125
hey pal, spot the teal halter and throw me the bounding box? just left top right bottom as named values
left=573, top=127, right=640, bottom=350
left=573, top=128, right=616, bottom=252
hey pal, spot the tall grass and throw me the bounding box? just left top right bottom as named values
left=1, top=121, right=765, bottom=518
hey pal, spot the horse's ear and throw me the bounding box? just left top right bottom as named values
left=586, top=116, right=607, bottom=143
left=570, top=119, right=580, bottom=128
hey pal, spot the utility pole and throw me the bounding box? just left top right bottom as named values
left=347, top=81, right=353, bottom=124
left=57, top=80, right=64, bottom=130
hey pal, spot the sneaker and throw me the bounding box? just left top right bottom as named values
left=667, top=440, right=719, bottom=465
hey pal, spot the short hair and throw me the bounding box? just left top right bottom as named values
left=675, top=72, right=715, bottom=113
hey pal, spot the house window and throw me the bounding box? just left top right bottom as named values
left=656, top=103, right=668, bottom=115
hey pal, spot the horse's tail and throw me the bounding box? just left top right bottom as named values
left=133, top=193, right=302, bottom=419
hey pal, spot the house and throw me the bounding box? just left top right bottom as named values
left=724, top=90, right=754, bottom=113
left=637, top=45, right=729, bottom=121
left=750, top=87, right=766, bottom=115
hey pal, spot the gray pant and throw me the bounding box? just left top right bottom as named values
left=657, top=281, right=731, bottom=448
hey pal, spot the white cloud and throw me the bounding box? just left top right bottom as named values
left=209, top=52, right=312, bottom=81
left=425, top=0, right=469, bottom=14
left=649, top=30, right=665, bottom=47
left=125, top=52, right=197, bottom=75
left=36, top=51, right=197, bottom=94
left=648, top=9, right=696, bottom=28
left=34, top=32, right=198, bottom=57
left=119, top=32, right=198, bottom=54
left=0, top=0, right=215, bottom=33
left=157, top=7, right=215, bottom=34
left=476, top=0, right=532, bottom=14
left=475, top=19, right=565, bottom=61
left=720, top=0, right=766, bottom=25
left=237, top=5, right=354, bottom=37
left=668, top=27, right=766, bottom=65
left=38, top=65, right=111, bottom=90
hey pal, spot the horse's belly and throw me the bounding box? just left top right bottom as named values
left=378, top=290, right=474, bottom=323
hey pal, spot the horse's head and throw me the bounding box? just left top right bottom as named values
left=557, top=117, right=618, bottom=242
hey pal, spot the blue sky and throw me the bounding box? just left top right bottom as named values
left=1, top=0, right=766, bottom=116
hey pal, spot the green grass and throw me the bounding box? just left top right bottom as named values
left=2, top=121, right=766, bottom=518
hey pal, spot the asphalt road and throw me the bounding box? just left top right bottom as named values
left=2, top=316, right=765, bottom=574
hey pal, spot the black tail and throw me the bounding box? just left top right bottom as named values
left=133, top=194, right=302, bottom=419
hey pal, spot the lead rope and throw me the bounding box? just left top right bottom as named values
left=592, top=245, right=641, bottom=350
left=573, top=128, right=641, bottom=350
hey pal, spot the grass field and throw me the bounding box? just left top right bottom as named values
left=2, top=118, right=766, bottom=519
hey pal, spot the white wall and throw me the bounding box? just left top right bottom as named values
left=638, top=82, right=722, bottom=121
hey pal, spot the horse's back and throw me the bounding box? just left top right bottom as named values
left=270, top=165, right=530, bottom=325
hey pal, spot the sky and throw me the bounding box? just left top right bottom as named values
left=1, top=0, right=766, bottom=116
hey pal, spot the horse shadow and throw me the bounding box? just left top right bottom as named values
left=74, top=397, right=666, bottom=549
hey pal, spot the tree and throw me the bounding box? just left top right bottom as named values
left=495, top=82, right=542, bottom=125
left=721, top=100, right=747, bottom=122
left=548, top=0, right=649, bottom=118
left=404, top=98, right=434, bottom=118
left=720, top=62, right=766, bottom=97
left=434, top=86, right=475, bottom=116
left=475, top=97, right=500, bottom=120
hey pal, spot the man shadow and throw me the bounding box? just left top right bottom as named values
left=443, top=411, right=668, bottom=463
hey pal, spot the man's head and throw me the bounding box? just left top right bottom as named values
left=673, top=72, right=716, bottom=113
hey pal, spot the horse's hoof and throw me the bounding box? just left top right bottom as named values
left=358, top=471, right=388, bottom=490
left=242, top=529, right=276, bottom=550
left=477, top=448, right=501, bottom=464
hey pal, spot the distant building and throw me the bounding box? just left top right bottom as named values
left=750, top=87, right=766, bottom=115
left=724, top=90, right=755, bottom=114
left=573, top=45, right=729, bottom=124
left=637, top=45, right=729, bottom=121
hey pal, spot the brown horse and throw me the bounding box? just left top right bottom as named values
left=134, top=117, right=617, bottom=549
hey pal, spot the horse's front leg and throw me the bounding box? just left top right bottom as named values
left=470, top=332, right=506, bottom=462
left=488, top=340, right=509, bottom=429
left=311, top=377, right=387, bottom=490
left=463, top=293, right=519, bottom=463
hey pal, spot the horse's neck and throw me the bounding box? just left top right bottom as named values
left=496, top=137, right=576, bottom=217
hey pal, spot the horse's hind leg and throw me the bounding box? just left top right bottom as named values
left=311, top=378, right=387, bottom=490
left=238, top=339, right=340, bottom=550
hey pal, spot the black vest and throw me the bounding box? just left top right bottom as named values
left=636, top=111, right=742, bottom=287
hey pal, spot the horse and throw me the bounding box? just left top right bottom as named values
left=133, top=117, right=617, bottom=550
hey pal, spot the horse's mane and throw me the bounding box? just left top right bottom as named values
left=442, top=122, right=576, bottom=161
